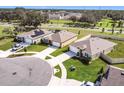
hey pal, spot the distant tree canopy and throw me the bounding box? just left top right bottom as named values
left=1, top=8, right=124, bottom=27
left=69, top=16, right=77, bottom=23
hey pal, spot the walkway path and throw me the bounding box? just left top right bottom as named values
left=47, top=51, right=76, bottom=66
left=32, top=46, right=57, bottom=59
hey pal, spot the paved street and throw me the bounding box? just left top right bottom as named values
left=48, top=76, right=82, bottom=86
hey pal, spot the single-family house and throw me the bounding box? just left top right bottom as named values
left=42, top=31, right=77, bottom=48
left=69, top=37, right=117, bottom=60
left=101, top=66, right=124, bottom=86
left=16, top=29, right=53, bottom=44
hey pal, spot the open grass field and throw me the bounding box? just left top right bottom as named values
left=49, top=19, right=73, bottom=24
left=0, top=26, right=4, bottom=36
left=96, top=18, right=124, bottom=31
left=20, top=44, right=48, bottom=52
left=54, top=65, right=62, bottom=78
left=0, top=38, right=14, bottom=51
left=63, top=57, right=106, bottom=82
left=0, top=25, right=14, bottom=37
left=42, top=24, right=124, bottom=38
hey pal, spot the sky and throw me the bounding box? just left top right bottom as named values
left=0, top=6, right=124, bottom=10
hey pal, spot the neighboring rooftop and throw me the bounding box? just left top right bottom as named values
left=0, top=57, right=53, bottom=86
left=48, top=31, right=77, bottom=43
left=18, top=29, right=52, bottom=39
left=101, top=66, right=124, bottom=86
left=71, top=37, right=117, bottom=55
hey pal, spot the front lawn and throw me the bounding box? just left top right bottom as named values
left=108, top=40, right=124, bottom=58
left=54, top=65, right=62, bottom=78
left=50, top=45, right=69, bottom=57
left=20, top=43, right=48, bottom=52
left=0, top=38, right=14, bottom=51
left=63, top=57, right=106, bottom=82
left=8, top=53, right=34, bottom=58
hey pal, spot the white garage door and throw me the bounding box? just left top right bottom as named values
left=52, top=42, right=60, bottom=47
left=24, top=38, right=33, bottom=44
left=69, top=46, right=79, bottom=53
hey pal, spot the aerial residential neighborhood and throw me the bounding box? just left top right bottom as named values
left=0, top=6, right=124, bottom=86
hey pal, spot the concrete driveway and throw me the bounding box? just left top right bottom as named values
left=0, top=43, right=30, bottom=58
left=33, top=46, right=57, bottom=59
left=48, top=76, right=82, bottom=86
left=47, top=51, right=76, bottom=66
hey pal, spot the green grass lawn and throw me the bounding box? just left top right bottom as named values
left=20, top=43, right=48, bottom=52
left=50, top=45, right=69, bottom=57
left=45, top=56, right=52, bottom=60
left=0, top=25, right=14, bottom=37
left=96, top=18, right=124, bottom=31
left=108, top=40, right=124, bottom=58
left=0, top=38, right=14, bottom=51
left=0, top=26, right=4, bottom=36
left=8, top=53, right=34, bottom=58
left=113, top=64, right=124, bottom=69
left=42, top=24, right=124, bottom=38
left=54, top=65, right=62, bottom=78
left=63, top=57, right=106, bottom=82
left=49, top=19, right=73, bottom=24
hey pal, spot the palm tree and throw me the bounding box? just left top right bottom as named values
left=120, top=28, right=123, bottom=34
left=102, top=28, right=105, bottom=33
left=111, top=23, right=116, bottom=34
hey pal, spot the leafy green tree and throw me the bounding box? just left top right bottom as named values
left=69, top=16, right=77, bottom=23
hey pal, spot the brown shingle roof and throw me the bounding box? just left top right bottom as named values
left=49, top=31, right=77, bottom=43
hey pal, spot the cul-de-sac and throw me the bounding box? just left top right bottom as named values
left=0, top=6, right=124, bottom=86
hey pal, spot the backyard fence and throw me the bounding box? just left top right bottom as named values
left=92, top=35, right=124, bottom=41
left=100, top=53, right=124, bottom=64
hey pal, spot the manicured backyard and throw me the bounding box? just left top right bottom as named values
left=20, top=43, right=48, bottom=52
left=54, top=65, right=62, bottom=78
left=63, top=57, right=106, bottom=82
left=108, top=39, right=124, bottom=58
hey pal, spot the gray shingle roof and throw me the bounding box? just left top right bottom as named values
left=18, top=29, right=52, bottom=39
left=71, top=37, right=117, bottom=55
left=101, top=66, right=124, bottom=86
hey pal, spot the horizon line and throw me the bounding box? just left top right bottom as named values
left=0, top=6, right=124, bottom=10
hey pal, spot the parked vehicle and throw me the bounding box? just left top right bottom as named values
left=11, top=43, right=23, bottom=52
left=81, top=81, right=94, bottom=86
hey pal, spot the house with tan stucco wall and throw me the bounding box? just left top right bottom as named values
left=69, top=36, right=117, bottom=60
left=42, top=31, right=77, bottom=48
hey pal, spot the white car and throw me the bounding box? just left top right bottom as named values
left=81, top=81, right=94, bottom=86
